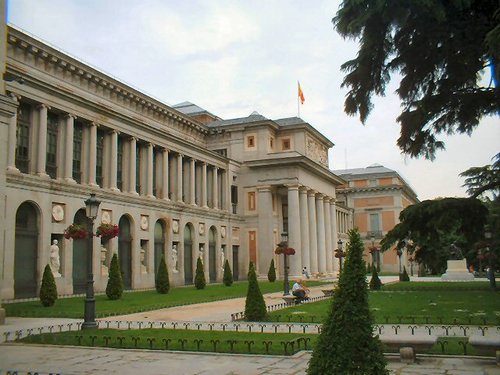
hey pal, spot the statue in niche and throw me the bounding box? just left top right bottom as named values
left=199, top=246, right=204, bottom=264
left=172, top=245, right=179, bottom=273
left=220, top=248, right=225, bottom=271
left=100, top=246, right=108, bottom=276
left=50, top=239, right=61, bottom=278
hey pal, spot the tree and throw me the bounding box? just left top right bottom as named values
left=307, top=229, right=387, bottom=375
left=194, top=257, right=206, bottom=290
left=155, top=255, right=170, bottom=294
left=333, top=1, right=500, bottom=159
left=39, top=264, right=57, bottom=307
left=267, top=259, right=276, bottom=282
left=106, top=253, right=123, bottom=300
left=223, top=259, right=233, bottom=286
left=460, top=153, right=500, bottom=199
left=381, top=198, right=488, bottom=273
left=244, top=262, right=267, bottom=321
left=369, top=264, right=383, bottom=290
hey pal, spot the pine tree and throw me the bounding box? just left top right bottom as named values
left=370, top=264, right=383, bottom=290
left=39, top=264, right=57, bottom=307
left=194, top=257, right=206, bottom=290
left=155, top=255, right=170, bottom=293
left=244, top=262, right=267, bottom=321
left=308, top=229, right=388, bottom=374
left=267, top=259, right=276, bottom=282
left=223, top=259, right=233, bottom=286
left=106, top=253, right=123, bottom=300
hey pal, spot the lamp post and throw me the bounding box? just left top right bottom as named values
left=484, top=229, right=496, bottom=290
left=335, top=239, right=345, bottom=272
left=281, top=232, right=290, bottom=296
left=82, top=193, right=101, bottom=330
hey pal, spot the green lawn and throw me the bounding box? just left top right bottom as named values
left=4, top=280, right=327, bottom=318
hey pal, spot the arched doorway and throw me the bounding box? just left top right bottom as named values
left=154, top=220, right=166, bottom=277
left=118, top=216, right=133, bottom=289
left=208, top=227, right=217, bottom=283
left=72, top=209, right=89, bottom=294
left=14, top=202, right=39, bottom=298
left=183, top=224, right=193, bottom=285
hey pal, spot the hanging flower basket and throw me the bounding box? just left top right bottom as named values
left=275, top=246, right=296, bottom=255
left=64, top=223, right=88, bottom=240
left=96, top=223, right=119, bottom=241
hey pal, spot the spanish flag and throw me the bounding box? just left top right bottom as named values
left=298, top=81, right=305, bottom=105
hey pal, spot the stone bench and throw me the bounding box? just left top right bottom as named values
left=468, top=336, right=500, bottom=364
left=282, top=295, right=299, bottom=305
left=382, top=335, right=438, bottom=363
left=321, top=289, right=335, bottom=297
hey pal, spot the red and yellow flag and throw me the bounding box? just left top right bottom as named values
left=298, top=81, right=305, bottom=104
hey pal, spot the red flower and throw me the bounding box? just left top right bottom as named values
left=275, top=246, right=295, bottom=255
left=64, top=224, right=88, bottom=240
left=96, top=223, right=119, bottom=241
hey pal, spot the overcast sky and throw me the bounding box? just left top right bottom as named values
left=7, top=0, right=499, bottom=200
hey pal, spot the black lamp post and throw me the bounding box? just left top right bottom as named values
left=82, top=193, right=101, bottom=330
left=281, top=232, right=290, bottom=296
left=485, top=229, right=496, bottom=290
left=335, top=239, right=345, bottom=272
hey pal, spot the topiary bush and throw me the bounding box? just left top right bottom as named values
left=223, top=259, right=233, bottom=286
left=155, top=255, right=170, bottom=294
left=307, top=229, right=388, bottom=375
left=194, top=257, right=206, bottom=290
left=267, top=259, right=276, bottom=282
left=106, top=253, right=123, bottom=300
left=244, top=262, right=267, bottom=321
left=370, top=264, right=383, bottom=290
left=400, top=266, right=410, bottom=282
left=40, top=264, right=57, bottom=307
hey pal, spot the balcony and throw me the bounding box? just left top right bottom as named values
left=366, top=230, right=383, bottom=239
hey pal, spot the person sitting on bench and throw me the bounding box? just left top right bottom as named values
left=292, top=279, right=310, bottom=301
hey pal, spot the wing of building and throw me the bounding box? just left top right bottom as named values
left=333, top=164, right=419, bottom=273
left=0, top=12, right=355, bottom=300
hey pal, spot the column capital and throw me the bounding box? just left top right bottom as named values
left=90, top=121, right=100, bottom=128
left=316, top=193, right=325, bottom=201
left=307, top=189, right=317, bottom=197
left=108, top=128, right=120, bottom=135
left=257, top=185, right=273, bottom=193
left=285, top=184, right=300, bottom=191
left=37, top=103, right=50, bottom=110
left=8, top=92, right=20, bottom=102
left=64, top=113, right=77, bottom=120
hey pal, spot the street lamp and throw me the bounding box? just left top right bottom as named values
left=82, top=193, right=101, bottom=330
left=281, top=232, right=290, bottom=296
left=484, top=229, right=496, bottom=290
left=335, top=239, right=345, bottom=272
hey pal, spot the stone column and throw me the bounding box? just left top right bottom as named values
left=212, top=166, right=219, bottom=209
left=201, top=162, right=208, bottom=208
left=287, top=185, right=302, bottom=276
left=162, top=148, right=169, bottom=200
left=331, top=200, right=339, bottom=273
left=190, top=158, right=196, bottom=205
left=129, top=137, right=137, bottom=194
left=146, top=142, right=154, bottom=198
left=316, top=194, right=326, bottom=274
left=324, top=197, right=333, bottom=274
left=6, top=94, right=19, bottom=172
left=257, top=186, right=273, bottom=274
left=308, top=190, right=318, bottom=273
left=36, top=104, right=49, bottom=177
left=87, top=122, right=98, bottom=186
left=299, top=187, right=310, bottom=271
left=62, top=114, right=76, bottom=182
left=177, top=153, right=183, bottom=202
left=109, top=130, right=119, bottom=191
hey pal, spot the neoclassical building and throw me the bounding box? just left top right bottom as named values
left=0, top=16, right=353, bottom=300
left=333, top=164, right=419, bottom=273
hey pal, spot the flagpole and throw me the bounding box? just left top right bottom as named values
left=297, top=81, right=300, bottom=118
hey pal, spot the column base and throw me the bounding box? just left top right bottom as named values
left=64, top=177, right=77, bottom=184
left=88, top=182, right=99, bottom=188
left=147, top=194, right=156, bottom=199
left=37, top=172, right=50, bottom=178
left=6, top=166, right=20, bottom=173
left=129, top=191, right=139, bottom=196
left=109, top=187, right=120, bottom=192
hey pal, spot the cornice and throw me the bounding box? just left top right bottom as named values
left=337, top=184, right=419, bottom=203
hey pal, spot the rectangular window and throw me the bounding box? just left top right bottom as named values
left=269, top=137, right=274, bottom=150
left=96, top=129, right=104, bottom=187
left=117, top=136, right=123, bottom=190
left=46, top=112, right=59, bottom=179
left=72, top=121, right=83, bottom=183
left=282, top=138, right=291, bottom=150
left=370, top=213, right=381, bottom=232
left=248, top=191, right=256, bottom=211
left=247, top=135, right=255, bottom=148
left=231, top=185, right=238, bottom=214
left=16, top=103, right=31, bottom=173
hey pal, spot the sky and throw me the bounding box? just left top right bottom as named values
left=6, top=0, right=499, bottom=200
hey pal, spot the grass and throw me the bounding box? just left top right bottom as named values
left=4, top=280, right=327, bottom=318
left=267, top=282, right=500, bottom=325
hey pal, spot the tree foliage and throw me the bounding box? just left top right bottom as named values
left=460, top=153, right=500, bottom=199
left=194, top=257, right=206, bottom=290
left=267, top=259, right=276, bottom=282
left=155, top=255, right=170, bottom=294
left=223, top=259, right=233, bottom=286
left=333, top=1, right=500, bottom=159
left=106, top=253, right=123, bottom=300
left=244, top=262, right=267, bottom=321
left=307, top=229, right=387, bottom=375
left=381, top=198, right=488, bottom=273
left=40, top=264, right=57, bottom=307
left=369, top=264, right=383, bottom=290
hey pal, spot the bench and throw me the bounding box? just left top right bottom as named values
left=468, top=336, right=500, bottom=365
left=381, top=335, right=437, bottom=363
left=321, top=289, right=334, bottom=297
left=282, top=295, right=299, bottom=305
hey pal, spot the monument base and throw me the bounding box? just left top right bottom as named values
left=441, top=259, right=474, bottom=281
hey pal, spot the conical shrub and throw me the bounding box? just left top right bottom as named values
left=223, top=259, right=233, bottom=286
left=267, top=259, right=276, bottom=282
left=194, top=257, right=206, bottom=290
left=400, top=266, right=410, bottom=282
left=106, top=253, right=123, bottom=300
left=155, top=255, right=170, bottom=293
left=370, top=264, right=383, bottom=290
left=307, top=229, right=388, bottom=375
left=40, top=264, right=57, bottom=307
left=244, top=262, right=267, bottom=321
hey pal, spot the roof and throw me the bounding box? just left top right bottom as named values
left=207, top=112, right=270, bottom=127
left=172, top=101, right=220, bottom=120
left=333, top=164, right=396, bottom=178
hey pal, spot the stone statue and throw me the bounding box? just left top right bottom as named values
left=172, top=245, right=178, bottom=273
left=50, top=239, right=61, bottom=278
left=100, top=246, right=108, bottom=276
left=220, top=248, right=225, bottom=271
left=199, top=246, right=204, bottom=264
left=140, top=249, right=147, bottom=274
left=449, top=243, right=464, bottom=260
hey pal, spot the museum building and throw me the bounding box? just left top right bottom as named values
left=0, top=21, right=353, bottom=300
